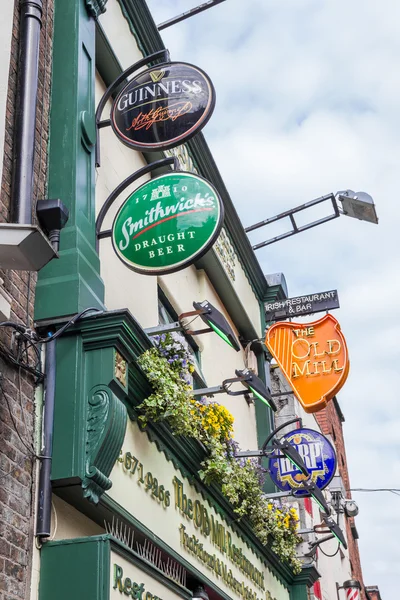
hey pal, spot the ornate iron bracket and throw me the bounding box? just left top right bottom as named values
left=95, top=156, right=179, bottom=251
left=95, top=49, right=170, bottom=167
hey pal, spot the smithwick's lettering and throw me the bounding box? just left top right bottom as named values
left=111, top=62, right=215, bottom=151
left=112, top=173, right=223, bottom=275
left=265, top=314, right=349, bottom=413
left=269, top=429, right=337, bottom=495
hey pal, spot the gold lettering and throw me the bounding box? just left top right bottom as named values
left=331, top=358, right=344, bottom=373
left=292, top=338, right=310, bottom=360
left=292, top=360, right=311, bottom=378
left=327, top=339, right=341, bottom=355
left=321, top=360, right=332, bottom=374
left=114, top=565, right=124, bottom=591
left=309, top=341, right=325, bottom=359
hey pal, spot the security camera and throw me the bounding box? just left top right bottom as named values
left=343, top=500, right=359, bottom=517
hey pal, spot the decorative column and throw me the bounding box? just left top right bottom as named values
left=35, top=0, right=107, bottom=321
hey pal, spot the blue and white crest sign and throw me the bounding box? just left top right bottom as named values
left=269, top=428, right=337, bottom=495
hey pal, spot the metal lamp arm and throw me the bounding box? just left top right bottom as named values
left=261, top=417, right=302, bottom=452
left=222, top=375, right=249, bottom=395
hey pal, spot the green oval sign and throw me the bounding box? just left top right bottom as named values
left=112, top=173, right=224, bottom=275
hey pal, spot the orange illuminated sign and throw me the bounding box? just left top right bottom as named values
left=265, top=314, right=349, bottom=413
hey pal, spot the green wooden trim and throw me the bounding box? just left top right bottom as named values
left=82, top=384, right=128, bottom=503
left=50, top=309, right=299, bottom=585
left=40, top=535, right=192, bottom=600
left=289, top=566, right=320, bottom=600
left=51, top=310, right=152, bottom=495
left=40, top=535, right=110, bottom=600
left=116, top=0, right=164, bottom=58
left=35, top=0, right=105, bottom=322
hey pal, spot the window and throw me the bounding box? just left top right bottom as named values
left=157, top=288, right=205, bottom=387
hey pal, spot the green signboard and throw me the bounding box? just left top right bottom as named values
left=112, top=173, right=224, bottom=275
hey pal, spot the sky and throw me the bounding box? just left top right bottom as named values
left=145, top=1, right=399, bottom=597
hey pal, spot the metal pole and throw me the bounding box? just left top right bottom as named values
left=245, top=194, right=335, bottom=233
left=36, top=335, right=56, bottom=538
left=158, top=0, right=227, bottom=31
left=11, top=0, right=43, bottom=224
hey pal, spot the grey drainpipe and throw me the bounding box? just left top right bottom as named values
left=36, top=335, right=56, bottom=538
left=10, top=0, right=55, bottom=539
left=11, top=0, right=43, bottom=224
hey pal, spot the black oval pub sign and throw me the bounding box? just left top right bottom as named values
left=111, top=62, right=216, bottom=152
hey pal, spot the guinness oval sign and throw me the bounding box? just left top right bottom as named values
left=111, top=62, right=216, bottom=151
left=112, top=172, right=223, bottom=275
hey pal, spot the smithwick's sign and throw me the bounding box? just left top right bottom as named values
left=265, top=290, right=339, bottom=321
left=265, top=314, right=349, bottom=413
left=108, top=421, right=289, bottom=600
left=112, top=173, right=223, bottom=275
left=268, top=428, right=337, bottom=494
left=111, top=62, right=215, bottom=151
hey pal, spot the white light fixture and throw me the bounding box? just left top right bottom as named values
left=192, top=584, right=209, bottom=600
left=336, top=190, right=379, bottom=224
left=0, top=223, right=57, bottom=271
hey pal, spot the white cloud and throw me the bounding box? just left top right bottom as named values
left=147, top=1, right=400, bottom=596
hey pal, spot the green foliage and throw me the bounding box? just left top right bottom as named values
left=137, top=333, right=302, bottom=573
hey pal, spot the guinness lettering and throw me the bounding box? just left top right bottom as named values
left=111, top=62, right=215, bottom=151
left=116, top=80, right=203, bottom=112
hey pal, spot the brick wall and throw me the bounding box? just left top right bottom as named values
left=314, top=400, right=366, bottom=600
left=0, top=1, right=53, bottom=599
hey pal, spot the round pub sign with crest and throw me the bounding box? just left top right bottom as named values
left=112, top=172, right=223, bottom=275
left=265, top=313, right=349, bottom=413
left=269, top=428, right=337, bottom=494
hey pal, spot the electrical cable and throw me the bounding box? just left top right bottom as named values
left=318, top=543, right=340, bottom=558
left=349, top=488, right=400, bottom=493
left=35, top=307, right=102, bottom=343
left=0, top=340, right=43, bottom=381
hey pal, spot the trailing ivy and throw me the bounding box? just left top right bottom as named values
left=137, top=332, right=302, bottom=573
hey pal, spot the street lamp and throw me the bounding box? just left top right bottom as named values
left=245, top=190, right=378, bottom=250
left=145, top=299, right=240, bottom=351
left=192, top=368, right=277, bottom=410
left=234, top=418, right=309, bottom=476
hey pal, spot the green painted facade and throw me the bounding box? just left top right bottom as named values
left=33, top=2, right=318, bottom=600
